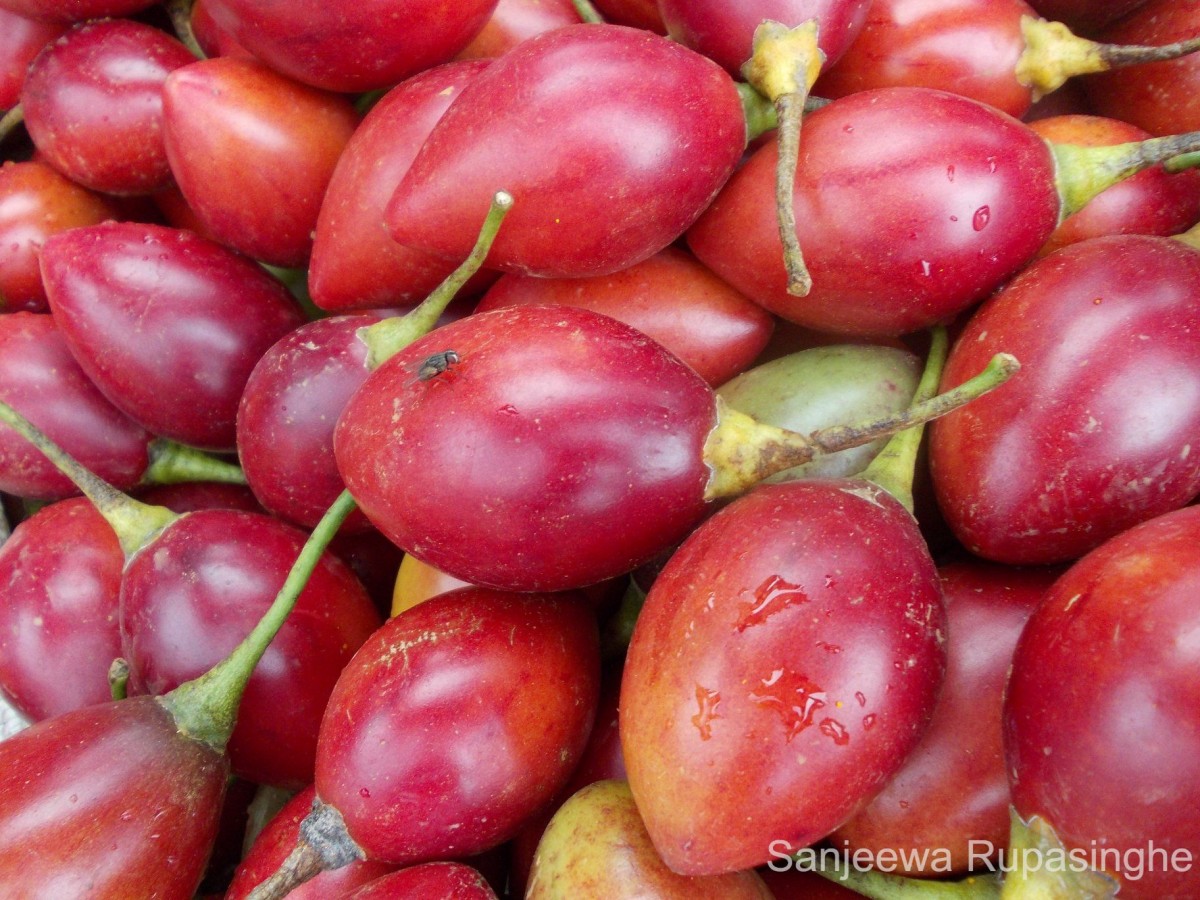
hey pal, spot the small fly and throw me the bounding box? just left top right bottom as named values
left=415, top=349, right=461, bottom=382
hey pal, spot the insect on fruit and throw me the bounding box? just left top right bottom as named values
left=416, top=350, right=461, bottom=382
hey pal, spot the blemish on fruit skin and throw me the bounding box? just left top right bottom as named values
left=692, top=684, right=720, bottom=741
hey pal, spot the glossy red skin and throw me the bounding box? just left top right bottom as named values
left=0, top=497, right=122, bottom=721
left=0, top=312, right=150, bottom=499
left=689, top=87, right=1061, bottom=337
left=41, top=221, right=305, bottom=452
left=1026, top=0, right=1148, bottom=36
left=1028, top=115, right=1200, bottom=254
left=21, top=19, right=195, bottom=195
left=0, top=159, right=120, bottom=312
left=226, top=785, right=395, bottom=900
left=334, top=305, right=716, bottom=592
left=621, top=479, right=947, bottom=875
left=386, top=24, right=746, bottom=279
left=0, top=696, right=227, bottom=896
left=1084, top=0, right=1200, bottom=135
left=658, top=0, right=871, bottom=74
left=475, top=247, right=774, bottom=387
left=1005, top=505, right=1200, bottom=899
left=121, top=509, right=381, bottom=787
left=0, top=0, right=155, bottom=21
left=309, top=60, right=492, bottom=314
left=162, top=57, right=359, bottom=267
left=347, top=863, right=499, bottom=899
left=0, top=8, right=64, bottom=109
left=930, top=234, right=1200, bottom=564
left=238, top=315, right=379, bottom=530
left=830, top=560, right=1055, bottom=874
left=815, top=0, right=1042, bottom=116
left=457, top=0, right=580, bottom=59
left=202, top=0, right=498, bottom=92
left=314, top=588, right=600, bottom=864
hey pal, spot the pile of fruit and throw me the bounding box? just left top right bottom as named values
left=2, top=0, right=1199, bottom=897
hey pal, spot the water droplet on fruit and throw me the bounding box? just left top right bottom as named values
left=973, top=206, right=991, bottom=231
left=497, top=404, right=518, bottom=416
left=815, top=640, right=842, bottom=654
left=69, top=794, right=78, bottom=803
left=987, top=157, right=997, bottom=173
left=919, top=260, right=932, bottom=277
left=900, top=800, right=910, bottom=809
left=750, top=668, right=826, bottom=742
left=735, top=574, right=808, bottom=631
left=820, top=718, right=850, bottom=745
left=692, top=684, right=721, bottom=741
left=862, top=713, right=877, bottom=730
left=854, top=691, right=867, bottom=707
left=359, top=787, right=371, bottom=799
left=946, top=165, right=955, bottom=182
left=842, top=123, right=854, bottom=133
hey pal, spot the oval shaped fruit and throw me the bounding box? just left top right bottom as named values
left=688, top=87, right=1060, bottom=336
left=40, top=221, right=305, bottom=452
left=386, top=24, right=746, bottom=279
left=334, top=305, right=715, bottom=592
left=930, top=233, right=1200, bottom=564
left=621, top=478, right=947, bottom=875
left=1005, top=505, right=1200, bottom=898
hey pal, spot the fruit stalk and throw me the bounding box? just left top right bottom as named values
left=160, top=488, right=357, bottom=750
left=741, top=20, right=826, bottom=297
left=0, top=399, right=176, bottom=556
left=1055, top=129, right=1200, bottom=218
left=859, top=326, right=948, bottom=511
left=361, top=190, right=513, bottom=369
left=704, top=350, right=1020, bottom=500
left=1017, top=15, right=1200, bottom=99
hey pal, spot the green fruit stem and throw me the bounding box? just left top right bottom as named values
left=158, top=488, right=357, bottom=753
left=0, top=399, right=177, bottom=558
left=738, top=83, right=779, bottom=142
left=0, top=497, right=9, bottom=548
left=741, top=19, right=826, bottom=297
left=571, top=0, right=604, bottom=24
left=1054, top=129, right=1200, bottom=220
left=163, top=0, right=205, bottom=59
left=360, top=190, right=514, bottom=370
left=858, top=327, right=949, bottom=512
left=0, top=105, right=24, bottom=145
left=1016, top=16, right=1200, bottom=100
left=108, top=658, right=130, bottom=701
left=140, top=438, right=248, bottom=487
left=704, top=350, right=1020, bottom=501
